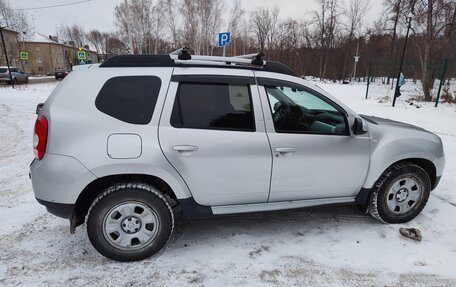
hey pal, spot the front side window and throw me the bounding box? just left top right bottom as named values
left=265, top=84, right=347, bottom=135
left=171, top=82, right=255, bottom=131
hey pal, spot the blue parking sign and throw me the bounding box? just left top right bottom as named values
left=218, top=32, right=231, bottom=47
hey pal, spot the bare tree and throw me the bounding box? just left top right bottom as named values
left=180, top=0, right=223, bottom=55
left=199, top=0, right=224, bottom=55
left=311, top=0, right=343, bottom=80
left=86, top=30, right=106, bottom=54
left=345, top=0, right=370, bottom=40
left=114, top=0, right=164, bottom=54
left=60, top=24, right=86, bottom=47
left=413, top=0, right=456, bottom=100
left=159, top=0, right=181, bottom=48
left=251, top=6, right=280, bottom=51
left=106, top=33, right=130, bottom=56
left=0, top=0, right=30, bottom=35
left=382, top=0, right=406, bottom=84
left=226, top=0, right=244, bottom=55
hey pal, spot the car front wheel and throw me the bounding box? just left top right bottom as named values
left=87, top=183, right=174, bottom=261
left=369, top=162, right=431, bottom=223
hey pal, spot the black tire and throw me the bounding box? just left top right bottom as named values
left=369, top=162, right=431, bottom=223
left=24, top=77, right=29, bottom=83
left=87, top=183, right=174, bottom=261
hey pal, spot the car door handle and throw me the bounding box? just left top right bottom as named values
left=172, top=145, right=199, bottom=152
left=275, top=147, right=297, bottom=153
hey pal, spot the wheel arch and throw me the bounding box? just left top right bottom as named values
left=71, top=173, right=180, bottom=231
left=356, top=158, right=437, bottom=212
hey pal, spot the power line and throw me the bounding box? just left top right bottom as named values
left=13, top=0, right=92, bottom=11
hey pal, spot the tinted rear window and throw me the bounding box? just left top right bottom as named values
left=171, top=82, right=255, bottom=131
left=0, top=68, right=7, bottom=73
left=95, top=76, right=161, bottom=124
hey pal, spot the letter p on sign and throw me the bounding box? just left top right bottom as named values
left=218, top=32, right=231, bottom=47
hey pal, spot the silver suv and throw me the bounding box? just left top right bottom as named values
left=0, top=66, right=29, bottom=84
left=30, top=51, right=445, bottom=261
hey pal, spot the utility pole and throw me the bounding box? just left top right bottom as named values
left=0, top=26, right=14, bottom=88
left=31, top=14, right=36, bottom=32
left=353, top=42, right=360, bottom=83
left=392, top=0, right=416, bottom=107
left=124, top=0, right=134, bottom=54
left=21, top=31, right=26, bottom=70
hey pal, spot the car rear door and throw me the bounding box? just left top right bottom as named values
left=158, top=68, right=272, bottom=206
left=255, top=75, right=371, bottom=202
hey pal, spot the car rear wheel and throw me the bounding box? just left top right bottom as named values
left=369, top=162, right=431, bottom=223
left=87, top=183, right=174, bottom=261
left=24, top=77, right=29, bottom=83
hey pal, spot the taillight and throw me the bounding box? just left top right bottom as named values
left=33, top=115, right=48, bottom=160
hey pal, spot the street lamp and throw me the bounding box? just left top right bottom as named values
left=392, top=0, right=416, bottom=107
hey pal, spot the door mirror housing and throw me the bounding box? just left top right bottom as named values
left=353, top=117, right=368, bottom=135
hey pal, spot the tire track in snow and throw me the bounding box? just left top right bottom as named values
left=0, top=104, right=26, bottom=159
left=431, top=193, right=456, bottom=207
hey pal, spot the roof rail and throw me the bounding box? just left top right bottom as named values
left=170, top=54, right=264, bottom=66
left=99, top=53, right=297, bottom=77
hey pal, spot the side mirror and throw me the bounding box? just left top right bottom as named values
left=273, top=102, right=281, bottom=112
left=353, top=117, right=368, bottom=135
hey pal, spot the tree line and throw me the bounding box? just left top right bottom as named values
left=2, top=0, right=454, bottom=100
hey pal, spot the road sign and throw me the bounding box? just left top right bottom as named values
left=20, top=51, right=28, bottom=60
left=77, top=51, right=86, bottom=60
left=79, top=60, right=85, bottom=65
left=218, top=32, right=231, bottom=47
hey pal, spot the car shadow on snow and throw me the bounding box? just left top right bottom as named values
left=169, top=204, right=378, bottom=246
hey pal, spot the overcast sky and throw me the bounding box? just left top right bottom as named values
left=11, top=0, right=383, bottom=36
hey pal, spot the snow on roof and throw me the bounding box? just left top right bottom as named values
left=25, top=32, right=98, bottom=52
left=1, top=27, right=18, bottom=34
left=27, top=32, right=59, bottom=44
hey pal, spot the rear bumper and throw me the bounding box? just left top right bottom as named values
left=36, top=198, right=75, bottom=219
left=30, top=153, right=96, bottom=204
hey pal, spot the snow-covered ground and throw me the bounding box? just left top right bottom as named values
left=0, top=80, right=455, bottom=286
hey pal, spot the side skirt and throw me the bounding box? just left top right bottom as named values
left=211, top=197, right=356, bottom=215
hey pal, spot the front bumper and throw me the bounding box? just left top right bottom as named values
left=432, top=176, right=442, bottom=191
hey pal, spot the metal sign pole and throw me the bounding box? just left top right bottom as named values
left=392, top=0, right=416, bottom=107
left=0, top=26, right=14, bottom=88
left=435, top=58, right=449, bottom=107
left=365, top=62, right=372, bottom=99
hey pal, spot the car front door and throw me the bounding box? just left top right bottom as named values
left=159, top=70, right=272, bottom=206
left=256, top=77, right=370, bottom=202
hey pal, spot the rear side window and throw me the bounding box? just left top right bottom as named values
left=171, top=82, right=255, bottom=131
left=0, top=68, right=6, bottom=73
left=95, top=76, right=161, bottom=124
